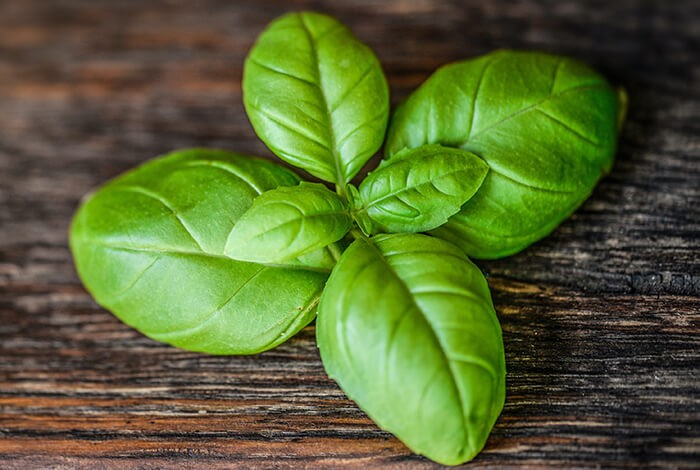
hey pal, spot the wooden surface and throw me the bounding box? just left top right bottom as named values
left=1, top=0, right=698, bottom=468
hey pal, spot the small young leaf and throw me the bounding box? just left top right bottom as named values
left=70, top=149, right=328, bottom=355
left=357, top=144, right=488, bottom=234
left=317, top=233, right=505, bottom=465
left=243, top=12, right=389, bottom=184
left=225, top=182, right=352, bottom=264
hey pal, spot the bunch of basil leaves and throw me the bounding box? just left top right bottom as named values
left=70, top=12, right=624, bottom=465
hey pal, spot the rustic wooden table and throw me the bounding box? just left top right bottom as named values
left=1, top=1, right=698, bottom=468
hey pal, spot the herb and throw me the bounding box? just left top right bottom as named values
left=224, top=182, right=350, bottom=265
left=317, top=233, right=505, bottom=465
left=243, top=11, right=389, bottom=190
left=353, top=144, right=488, bottom=234
left=70, top=11, right=624, bottom=465
left=70, top=150, right=332, bottom=355
left=387, top=50, right=627, bottom=259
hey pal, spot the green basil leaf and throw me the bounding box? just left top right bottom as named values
left=357, top=144, right=488, bottom=234
left=243, top=11, right=389, bottom=184
left=317, top=233, right=505, bottom=465
left=225, top=182, right=351, bottom=264
left=70, top=149, right=328, bottom=355
left=386, top=50, right=623, bottom=259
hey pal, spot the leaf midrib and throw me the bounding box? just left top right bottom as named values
left=462, top=82, right=608, bottom=146
left=299, top=13, right=345, bottom=187
left=248, top=207, right=350, bottom=237
left=150, top=265, right=267, bottom=338
left=457, top=81, right=609, bottom=194
left=73, top=238, right=332, bottom=273
left=363, top=166, right=477, bottom=210
left=362, top=238, right=469, bottom=446
left=113, top=186, right=206, bottom=251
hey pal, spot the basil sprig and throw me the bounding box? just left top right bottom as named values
left=70, top=11, right=625, bottom=465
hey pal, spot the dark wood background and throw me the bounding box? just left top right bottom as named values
left=0, top=0, right=698, bottom=468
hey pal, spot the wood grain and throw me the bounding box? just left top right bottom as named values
left=0, top=0, right=698, bottom=468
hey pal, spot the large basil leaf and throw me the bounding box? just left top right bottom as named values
left=386, top=50, right=623, bottom=259
left=356, top=144, right=488, bottom=234
left=70, top=149, right=329, bottom=355
left=317, top=233, right=505, bottom=465
left=243, top=12, right=389, bottom=185
left=225, top=182, right=351, bottom=264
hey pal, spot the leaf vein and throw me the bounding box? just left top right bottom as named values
left=412, top=288, right=493, bottom=318
left=329, top=63, right=375, bottom=114
left=115, top=186, right=206, bottom=252
left=364, top=167, right=469, bottom=209
left=248, top=57, right=317, bottom=88
left=247, top=102, right=332, bottom=152
left=466, top=54, right=498, bottom=141
left=487, top=165, right=575, bottom=194
left=103, top=255, right=161, bottom=304
left=449, top=354, right=498, bottom=381
left=383, top=303, right=415, bottom=399
left=363, top=240, right=468, bottom=438
left=151, top=266, right=268, bottom=338
left=536, top=108, right=602, bottom=147
left=335, top=110, right=387, bottom=150
left=550, top=57, right=564, bottom=95
left=463, top=82, right=607, bottom=145
left=184, top=160, right=264, bottom=195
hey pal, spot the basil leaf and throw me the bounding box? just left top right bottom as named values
left=357, top=144, right=488, bottom=234
left=70, top=149, right=328, bottom=355
left=243, top=12, right=389, bottom=185
left=225, top=182, right=351, bottom=264
left=317, top=233, right=505, bottom=465
left=386, top=50, right=623, bottom=259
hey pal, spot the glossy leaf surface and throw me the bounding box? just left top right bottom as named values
left=357, top=144, right=488, bottom=234
left=70, top=149, right=329, bottom=355
left=243, top=11, right=389, bottom=184
left=317, top=233, right=505, bottom=465
left=225, top=182, right=351, bottom=264
left=386, top=50, right=623, bottom=259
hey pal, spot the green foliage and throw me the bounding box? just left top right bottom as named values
left=70, top=13, right=624, bottom=466
left=386, top=50, right=623, bottom=258
left=355, top=144, right=488, bottom=234
left=243, top=12, right=389, bottom=187
left=70, top=149, right=329, bottom=355
left=317, top=233, right=505, bottom=465
left=225, top=182, right=351, bottom=265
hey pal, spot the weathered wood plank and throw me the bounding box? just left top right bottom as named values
left=0, top=0, right=698, bottom=467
